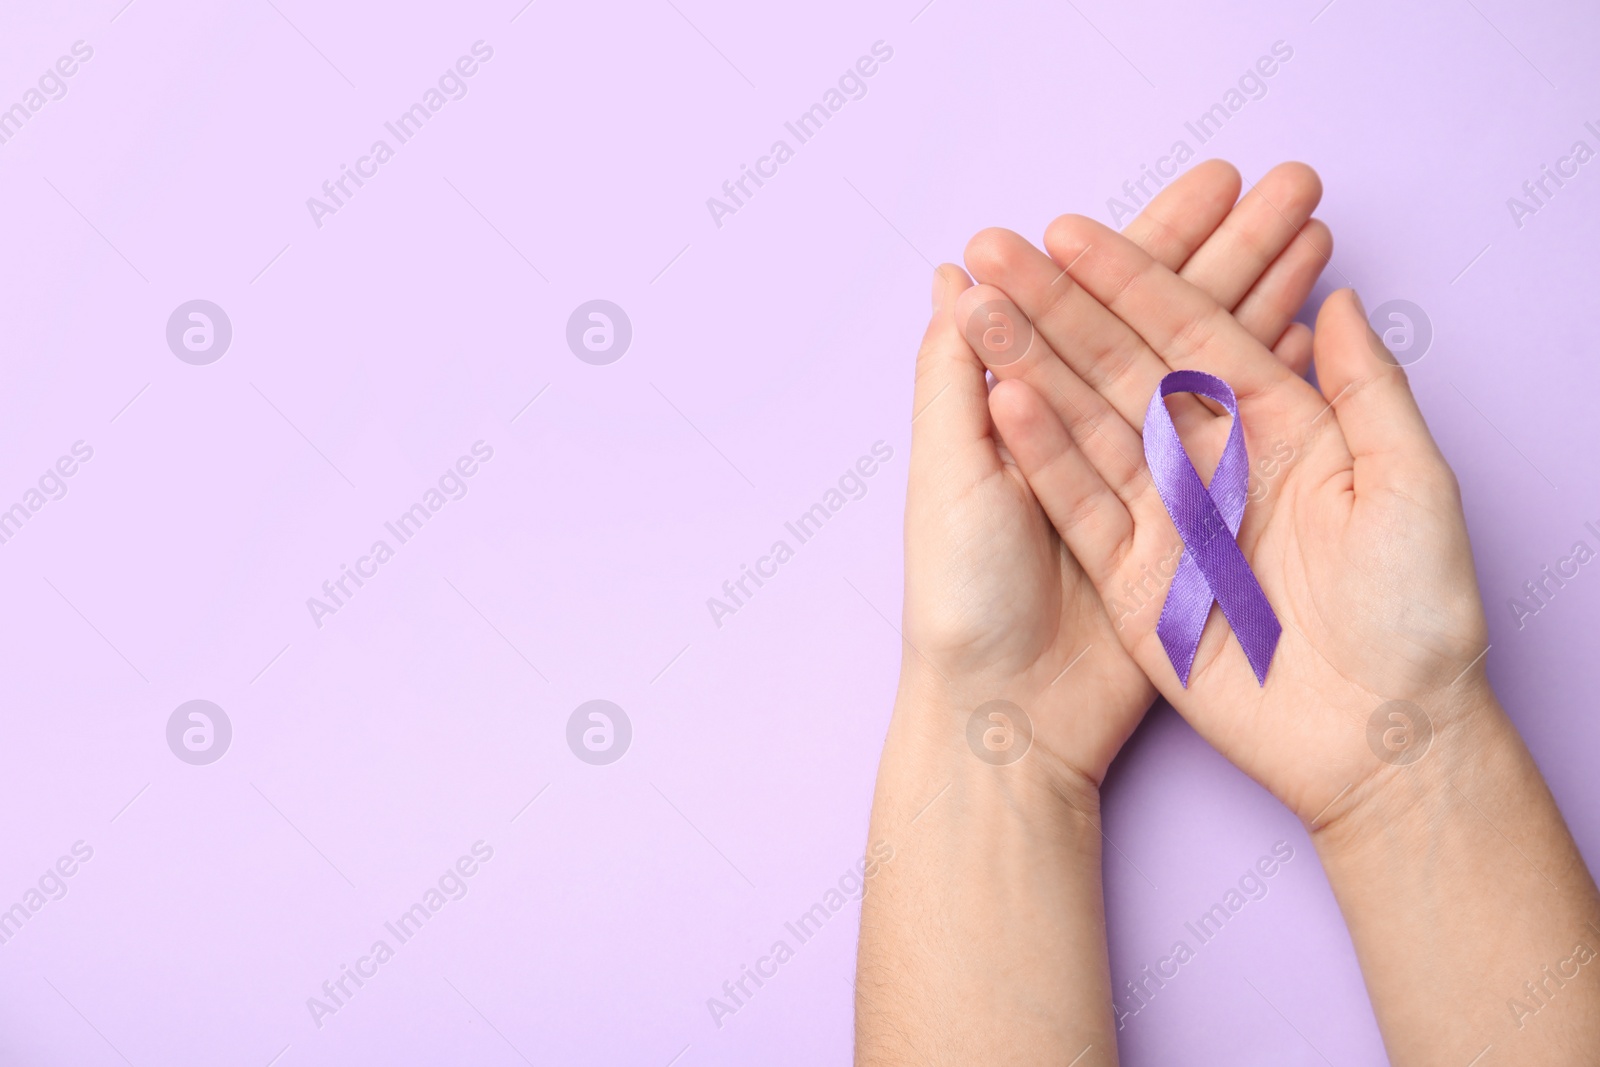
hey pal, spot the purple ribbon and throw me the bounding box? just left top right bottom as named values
left=1143, top=371, right=1280, bottom=687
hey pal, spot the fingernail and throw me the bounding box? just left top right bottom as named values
left=932, top=266, right=945, bottom=311
left=1349, top=288, right=1366, bottom=319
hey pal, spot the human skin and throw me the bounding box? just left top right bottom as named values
left=854, top=161, right=1333, bottom=1066
left=981, top=214, right=1600, bottom=1063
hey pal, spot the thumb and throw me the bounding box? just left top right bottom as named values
left=1312, top=289, right=1445, bottom=492
left=910, top=264, right=992, bottom=463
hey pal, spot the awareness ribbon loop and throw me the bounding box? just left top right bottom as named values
left=1143, top=371, right=1280, bottom=687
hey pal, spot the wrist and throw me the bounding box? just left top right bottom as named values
left=857, top=673, right=1118, bottom=1066
left=1300, top=683, right=1600, bottom=1064
left=883, top=663, right=1103, bottom=822
left=1309, top=681, right=1523, bottom=859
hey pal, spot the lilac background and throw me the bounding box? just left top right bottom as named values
left=0, top=0, right=1596, bottom=1063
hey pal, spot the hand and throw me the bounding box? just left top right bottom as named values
left=981, top=210, right=1489, bottom=829
left=882, top=166, right=1600, bottom=1067
left=860, top=161, right=1335, bottom=1067
left=903, top=160, right=1332, bottom=790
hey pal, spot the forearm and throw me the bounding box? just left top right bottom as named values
left=1314, top=689, right=1600, bottom=1065
left=855, top=671, right=1117, bottom=1066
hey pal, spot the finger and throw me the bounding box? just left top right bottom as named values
left=1233, top=219, right=1334, bottom=347
left=1047, top=214, right=1320, bottom=418
left=1311, top=289, right=1444, bottom=491
left=911, top=265, right=990, bottom=461
left=1273, top=322, right=1314, bottom=378
left=1177, top=162, right=1323, bottom=312
left=952, top=283, right=1149, bottom=502
left=966, top=226, right=1208, bottom=431
left=1120, top=159, right=1242, bottom=270
left=988, top=378, right=1132, bottom=582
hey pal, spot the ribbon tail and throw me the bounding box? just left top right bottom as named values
left=1207, top=554, right=1281, bottom=687
left=1155, top=552, right=1209, bottom=687
left=1237, top=605, right=1281, bottom=686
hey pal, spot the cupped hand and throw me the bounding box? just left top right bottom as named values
left=983, top=211, right=1490, bottom=826
left=900, top=161, right=1333, bottom=789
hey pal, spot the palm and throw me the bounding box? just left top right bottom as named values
left=1113, top=395, right=1487, bottom=820
left=903, top=439, right=1153, bottom=782
left=901, top=161, right=1335, bottom=789
left=987, top=212, right=1490, bottom=826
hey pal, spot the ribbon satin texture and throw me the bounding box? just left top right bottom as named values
left=1143, top=370, right=1280, bottom=687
